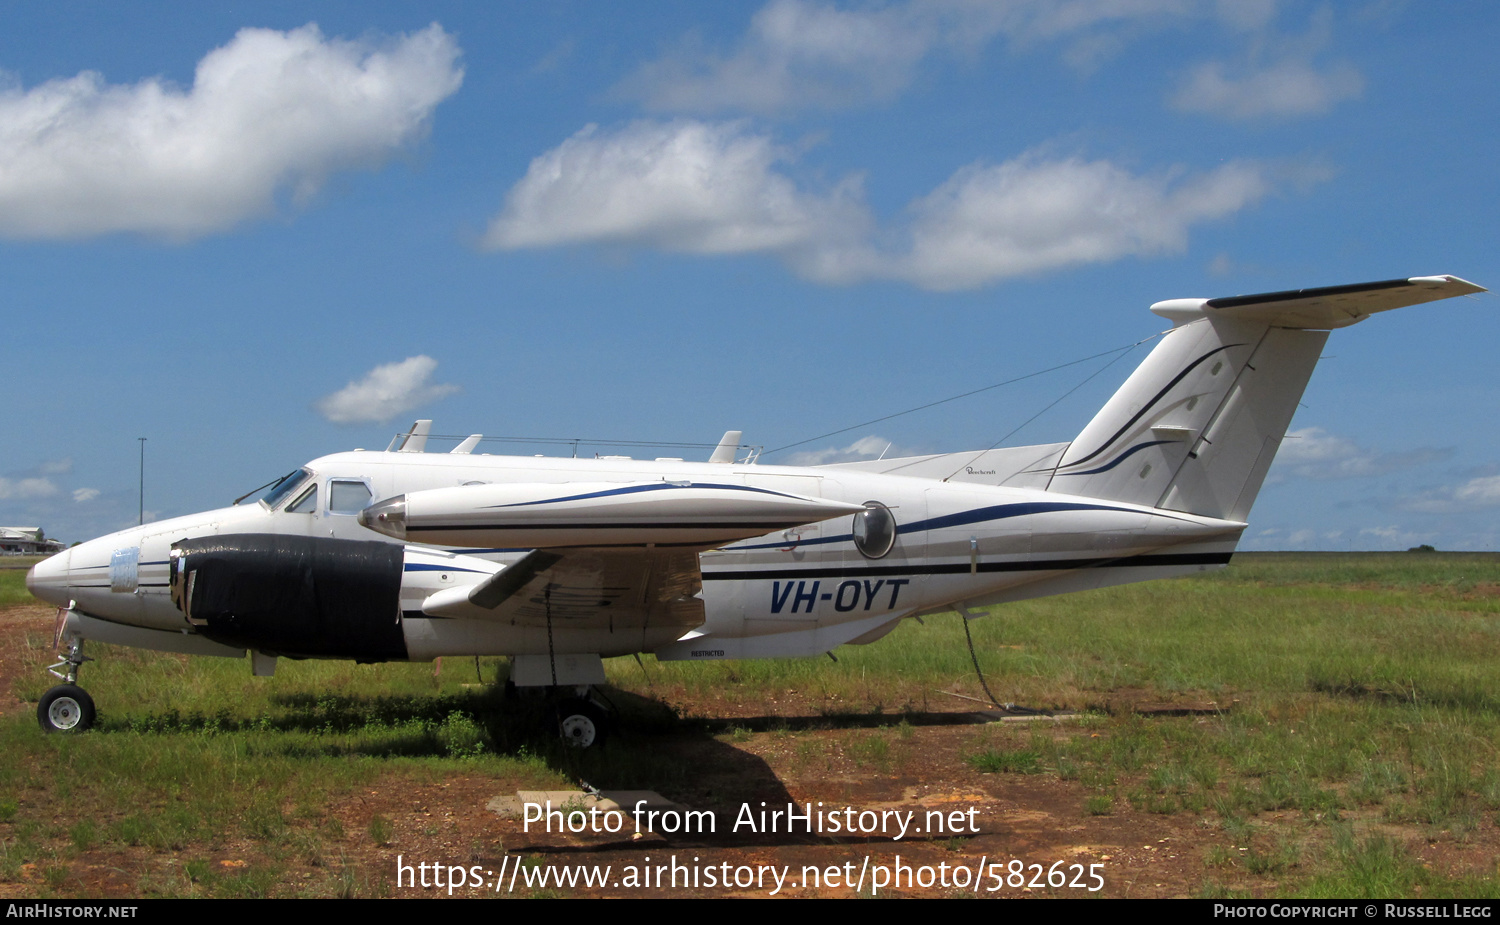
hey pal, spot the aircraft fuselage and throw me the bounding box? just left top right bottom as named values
left=27, top=449, right=1243, bottom=665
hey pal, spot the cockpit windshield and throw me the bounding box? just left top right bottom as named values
left=238, top=468, right=313, bottom=510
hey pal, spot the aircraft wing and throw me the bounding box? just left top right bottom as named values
left=420, top=547, right=704, bottom=635
left=362, top=480, right=865, bottom=549
left=1150, top=275, right=1485, bottom=329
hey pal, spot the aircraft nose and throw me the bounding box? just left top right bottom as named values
left=26, top=548, right=73, bottom=608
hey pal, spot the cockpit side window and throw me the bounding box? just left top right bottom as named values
left=328, top=479, right=373, bottom=515
left=257, top=468, right=313, bottom=510
left=287, top=485, right=318, bottom=514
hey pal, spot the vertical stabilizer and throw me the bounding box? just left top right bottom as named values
left=1047, top=275, right=1482, bottom=521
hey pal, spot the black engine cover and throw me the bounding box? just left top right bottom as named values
left=175, top=534, right=407, bottom=661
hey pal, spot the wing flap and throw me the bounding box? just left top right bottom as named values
left=469, top=549, right=561, bottom=609
left=422, top=547, right=705, bottom=636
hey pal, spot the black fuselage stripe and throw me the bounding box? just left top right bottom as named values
left=414, top=520, right=806, bottom=531
left=702, top=551, right=1232, bottom=580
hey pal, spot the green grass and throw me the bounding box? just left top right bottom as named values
left=630, top=552, right=1500, bottom=716
left=0, top=559, right=42, bottom=606
left=1298, top=828, right=1500, bottom=899
left=0, top=648, right=577, bottom=896
left=966, top=748, right=1042, bottom=774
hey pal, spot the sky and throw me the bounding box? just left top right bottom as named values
left=1, top=1, right=1497, bottom=551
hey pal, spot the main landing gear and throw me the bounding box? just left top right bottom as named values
left=508, top=680, right=612, bottom=748
left=556, top=694, right=610, bottom=749
left=38, top=633, right=95, bottom=734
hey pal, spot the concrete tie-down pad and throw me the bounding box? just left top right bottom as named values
left=489, top=790, right=682, bottom=822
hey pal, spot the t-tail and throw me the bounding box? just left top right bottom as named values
left=1046, top=275, right=1484, bottom=521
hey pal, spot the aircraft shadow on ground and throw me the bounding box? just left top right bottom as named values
left=672, top=708, right=1003, bottom=735
left=96, top=683, right=831, bottom=845
left=92, top=681, right=1004, bottom=849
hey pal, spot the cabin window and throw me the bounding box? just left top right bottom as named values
left=328, top=479, right=373, bottom=515
left=287, top=485, right=318, bottom=514
left=852, top=501, right=897, bottom=559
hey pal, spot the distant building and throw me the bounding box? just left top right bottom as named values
left=0, top=527, right=64, bottom=555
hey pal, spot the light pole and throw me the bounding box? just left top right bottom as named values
left=138, top=437, right=146, bottom=525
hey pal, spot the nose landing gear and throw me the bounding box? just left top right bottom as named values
left=39, top=613, right=95, bottom=734
left=38, top=684, right=95, bottom=733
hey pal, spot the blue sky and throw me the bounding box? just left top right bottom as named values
left=2, top=1, right=1496, bottom=550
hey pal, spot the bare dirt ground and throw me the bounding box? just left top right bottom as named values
left=1, top=601, right=1495, bottom=899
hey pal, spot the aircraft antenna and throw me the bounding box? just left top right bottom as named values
left=544, top=586, right=557, bottom=688
left=960, top=615, right=1049, bottom=717
left=761, top=333, right=1163, bottom=458
left=232, top=476, right=284, bottom=506
left=938, top=337, right=1150, bottom=481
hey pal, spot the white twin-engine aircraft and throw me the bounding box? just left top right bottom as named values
left=26, top=275, right=1484, bottom=745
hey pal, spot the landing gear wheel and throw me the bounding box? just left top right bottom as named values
left=38, top=685, right=95, bottom=734
left=556, top=698, right=607, bottom=749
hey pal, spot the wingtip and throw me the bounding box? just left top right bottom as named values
left=1409, top=275, right=1486, bottom=295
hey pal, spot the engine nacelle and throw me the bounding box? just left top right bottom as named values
left=169, top=534, right=407, bottom=661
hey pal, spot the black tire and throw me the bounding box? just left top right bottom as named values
left=556, top=698, right=607, bottom=749
left=38, top=685, right=95, bottom=734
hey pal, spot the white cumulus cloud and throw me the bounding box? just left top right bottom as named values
left=484, top=120, right=869, bottom=255
left=1172, top=59, right=1362, bottom=120
left=620, top=1, right=1360, bottom=123
left=1400, top=472, right=1500, bottom=514
left=619, top=0, right=1197, bottom=114
left=486, top=120, right=1285, bottom=291
left=785, top=435, right=906, bottom=466
left=888, top=155, right=1272, bottom=291
left=1269, top=427, right=1450, bottom=482
left=0, top=477, right=59, bottom=499
left=315, top=356, right=460, bottom=425
left=1170, top=6, right=1362, bottom=121
left=72, top=488, right=100, bottom=503
left=0, top=23, right=463, bottom=240
left=1454, top=475, right=1500, bottom=506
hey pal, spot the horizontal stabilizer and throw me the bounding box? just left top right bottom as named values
left=1151, top=275, right=1484, bottom=329
left=1056, top=272, right=1483, bottom=520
